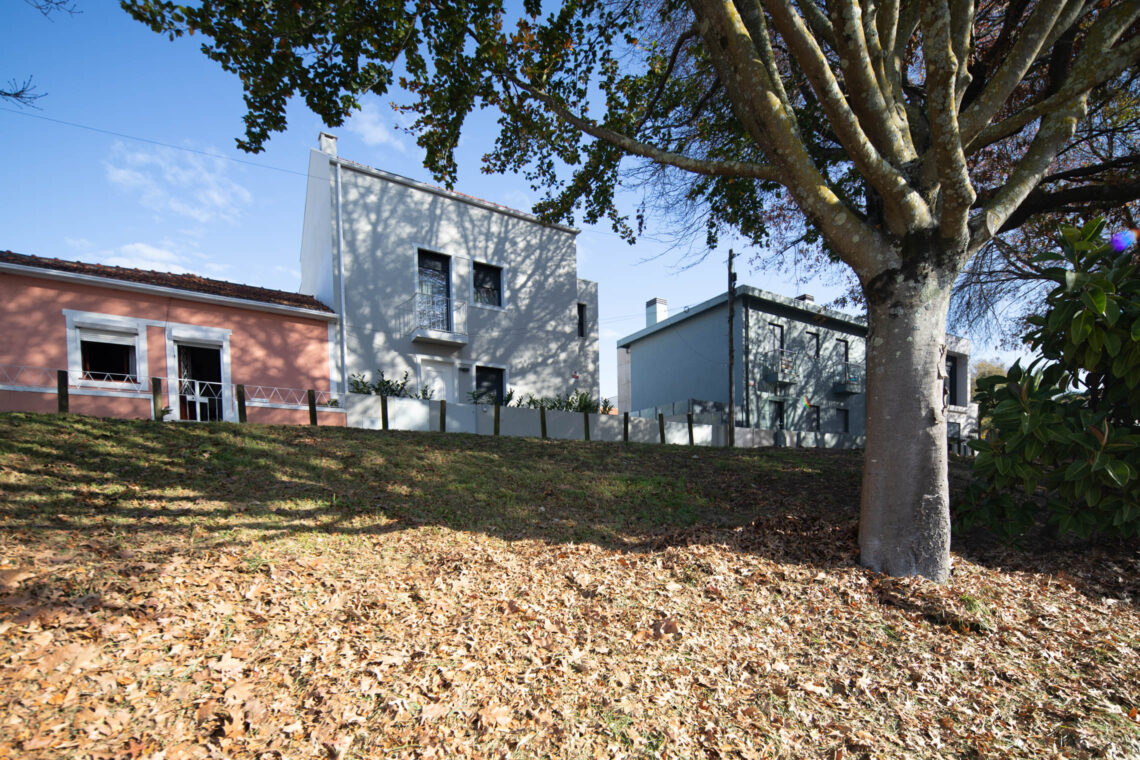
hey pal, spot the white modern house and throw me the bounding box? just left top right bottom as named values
left=300, top=133, right=600, bottom=406
left=617, top=288, right=976, bottom=448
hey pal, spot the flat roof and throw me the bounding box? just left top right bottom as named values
left=617, top=286, right=866, bottom=348
left=325, top=153, right=580, bottom=236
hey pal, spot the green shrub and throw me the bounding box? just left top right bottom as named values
left=958, top=219, right=1140, bottom=540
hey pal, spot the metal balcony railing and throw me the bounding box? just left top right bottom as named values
left=400, top=294, right=468, bottom=344
left=832, top=362, right=865, bottom=394
left=763, top=349, right=800, bottom=384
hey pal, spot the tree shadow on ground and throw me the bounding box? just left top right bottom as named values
left=1, top=413, right=1135, bottom=609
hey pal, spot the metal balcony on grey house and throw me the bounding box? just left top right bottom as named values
left=832, top=363, right=865, bottom=395
left=763, top=349, right=801, bottom=385
left=401, top=294, right=469, bottom=347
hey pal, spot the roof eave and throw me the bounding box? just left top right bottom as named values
left=0, top=262, right=339, bottom=322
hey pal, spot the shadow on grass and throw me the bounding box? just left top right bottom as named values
left=0, top=412, right=863, bottom=571
left=4, top=413, right=1134, bottom=608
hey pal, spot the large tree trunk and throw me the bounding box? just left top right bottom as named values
left=859, top=268, right=955, bottom=582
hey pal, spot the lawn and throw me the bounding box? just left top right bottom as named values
left=0, top=412, right=1137, bottom=759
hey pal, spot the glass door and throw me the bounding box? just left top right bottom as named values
left=177, top=344, right=224, bottom=421
left=417, top=251, right=451, bottom=331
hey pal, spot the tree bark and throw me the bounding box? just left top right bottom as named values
left=859, top=264, right=955, bottom=582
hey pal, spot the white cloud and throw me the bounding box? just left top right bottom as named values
left=346, top=101, right=405, bottom=151
left=104, top=142, right=252, bottom=224
left=97, top=243, right=191, bottom=273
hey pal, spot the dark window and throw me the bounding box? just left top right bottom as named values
left=475, top=366, right=505, bottom=404
left=80, top=332, right=137, bottom=382
left=836, top=338, right=849, bottom=363
left=769, top=400, right=785, bottom=430
left=769, top=322, right=784, bottom=350
left=577, top=303, right=587, bottom=338
left=806, top=405, right=820, bottom=432
left=836, top=409, right=850, bottom=434
left=806, top=332, right=820, bottom=358
left=946, top=355, right=960, bottom=406
left=417, top=250, right=451, bottom=330
left=473, top=263, right=502, bottom=307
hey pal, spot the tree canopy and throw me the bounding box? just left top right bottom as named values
left=124, top=0, right=1140, bottom=580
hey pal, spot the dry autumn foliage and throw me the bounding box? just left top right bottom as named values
left=0, top=412, right=1137, bottom=759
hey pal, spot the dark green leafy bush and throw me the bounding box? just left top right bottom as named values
left=959, top=219, right=1140, bottom=540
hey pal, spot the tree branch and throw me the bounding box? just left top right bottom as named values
left=922, top=0, right=974, bottom=240
left=957, top=0, right=1080, bottom=146
left=502, top=73, right=782, bottom=182
left=761, top=0, right=931, bottom=234
left=996, top=181, right=1140, bottom=233
left=829, top=0, right=916, bottom=163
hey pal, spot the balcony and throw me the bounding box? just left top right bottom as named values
left=832, top=362, right=865, bottom=395
left=763, top=349, right=800, bottom=385
left=400, top=293, right=468, bottom=347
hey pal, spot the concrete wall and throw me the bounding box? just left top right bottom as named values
left=301, top=146, right=601, bottom=406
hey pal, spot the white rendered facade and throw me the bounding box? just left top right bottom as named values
left=299, top=134, right=600, bottom=405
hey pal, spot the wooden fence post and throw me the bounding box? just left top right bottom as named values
left=687, top=412, right=695, bottom=446
left=658, top=413, right=666, bottom=445
left=494, top=403, right=501, bottom=436
left=381, top=394, right=389, bottom=430
left=583, top=411, right=590, bottom=441
left=56, top=370, right=68, bottom=414
left=439, top=399, right=447, bottom=432
left=235, top=383, right=246, bottom=423
left=540, top=407, right=547, bottom=439
left=623, top=411, right=629, bottom=443
left=307, top=389, right=318, bottom=426
left=154, top=378, right=166, bottom=421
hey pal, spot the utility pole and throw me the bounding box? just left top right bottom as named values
left=727, top=249, right=736, bottom=448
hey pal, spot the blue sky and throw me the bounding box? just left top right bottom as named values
left=1, top=4, right=1009, bottom=399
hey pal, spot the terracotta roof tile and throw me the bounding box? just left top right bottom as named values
left=0, top=250, right=334, bottom=314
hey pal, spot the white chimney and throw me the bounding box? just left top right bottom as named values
left=795, top=293, right=815, bottom=303
left=318, top=132, right=338, bottom=157
left=646, top=297, right=668, bottom=327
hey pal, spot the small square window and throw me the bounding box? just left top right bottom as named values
left=473, top=263, right=503, bottom=307
left=79, top=330, right=137, bottom=382
left=577, top=303, right=587, bottom=338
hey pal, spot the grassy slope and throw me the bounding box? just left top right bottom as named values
left=0, top=412, right=1137, bottom=759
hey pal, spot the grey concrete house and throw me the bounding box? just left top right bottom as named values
left=617, top=288, right=975, bottom=447
left=299, top=134, right=599, bottom=404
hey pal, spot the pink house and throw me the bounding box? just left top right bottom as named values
left=0, top=251, right=344, bottom=426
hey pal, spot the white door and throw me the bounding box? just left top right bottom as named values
left=420, top=360, right=455, bottom=402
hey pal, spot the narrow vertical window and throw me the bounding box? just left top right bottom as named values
left=836, top=408, right=849, bottom=434
left=577, top=303, right=587, bottom=338
left=946, top=355, right=960, bottom=406
left=768, top=400, right=785, bottom=430
left=473, top=263, right=503, bottom=307
left=806, top=331, right=820, bottom=358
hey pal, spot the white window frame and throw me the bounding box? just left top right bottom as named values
left=470, top=259, right=508, bottom=311
left=64, top=310, right=149, bottom=392
left=165, top=324, right=234, bottom=422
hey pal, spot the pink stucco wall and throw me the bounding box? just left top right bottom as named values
left=0, top=272, right=339, bottom=424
